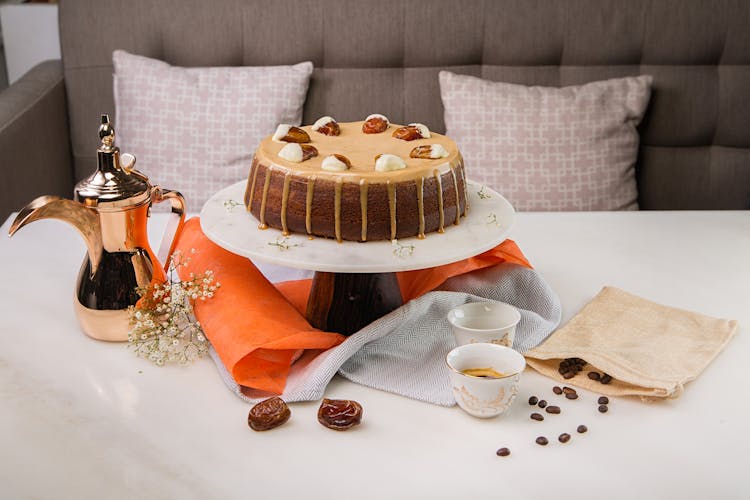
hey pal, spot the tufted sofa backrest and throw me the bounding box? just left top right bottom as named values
left=59, top=0, right=750, bottom=209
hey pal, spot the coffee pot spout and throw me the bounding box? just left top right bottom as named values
left=8, top=195, right=103, bottom=275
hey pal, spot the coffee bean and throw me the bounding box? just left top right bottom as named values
left=601, top=374, right=613, bottom=385
left=536, top=436, right=549, bottom=446
left=562, top=387, right=576, bottom=395
left=587, top=372, right=601, bottom=381
left=598, top=396, right=609, bottom=405
left=545, top=405, right=561, bottom=414
left=562, top=371, right=575, bottom=379
left=496, top=447, right=511, bottom=457
left=598, top=405, right=609, bottom=413
left=565, top=393, right=579, bottom=400
left=538, top=400, right=548, bottom=409
left=531, top=412, right=544, bottom=421
left=558, top=433, right=571, bottom=443
left=528, top=396, right=538, bottom=405
left=577, top=425, right=588, bottom=433
left=553, top=386, right=562, bottom=395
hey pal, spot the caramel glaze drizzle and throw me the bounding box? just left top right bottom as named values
left=280, top=172, right=292, bottom=235
left=387, top=180, right=397, bottom=240
left=334, top=178, right=343, bottom=242
left=245, top=162, right=260, bottom=209
left=256, top=162, right=463, bottom=240
left=305, top=176, right=315, bottom=236
left=258, top=167, right=272, bottom=229
left=458, top=162, right=469, bottom=215
left=433, top=169, right=445, bottom=233
left=359, top=179, right=368, bottom=242
left=416, top=177, right=425, bottom=239
left=449, top=165, right=461, bottom=225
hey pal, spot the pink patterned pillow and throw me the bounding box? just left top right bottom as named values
left=113, top=50, right=313, bottom=211
left=439, top=72, right=652, bottom=211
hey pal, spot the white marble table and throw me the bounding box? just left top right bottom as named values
left=1, top=211, right=748, bottom=500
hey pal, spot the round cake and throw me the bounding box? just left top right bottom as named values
left=244, top=117, right=468, bottom=242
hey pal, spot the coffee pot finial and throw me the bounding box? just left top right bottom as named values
left=98, top=114, right=115, bottom=151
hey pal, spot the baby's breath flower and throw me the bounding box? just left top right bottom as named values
left=127, top=248, right=217, bottom=366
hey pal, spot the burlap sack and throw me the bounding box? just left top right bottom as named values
left=525, top=287, right=738, bottom=400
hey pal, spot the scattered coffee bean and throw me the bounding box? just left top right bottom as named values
left=562, top=386, right=575, bottom=395
left=558, top=433, right=571, bottom=443
left=562, top=371, right=575, bottom=379
left=565, top=392, right=579, bottom=400
left=496, top=447, right=511, bottom=457
left=530, top=412, right=544, bottom=421
left=598, top=405, right=609, bottom=413
left=577, top=425, right=588, bottom=433
left=553, top=386, right=563, bottom=395
left=598, top=396, right=609, bottom=405
left=588, top=372, right=601, bottom=381
left=601, top=374, right=613, bottom=385
left=528, top=396, right=539, bottom=405
left=538, top=400, right=548, bottom=409
left=545, top=405, right=561, bottom=414
left=536, top=436, right=549, bottom=446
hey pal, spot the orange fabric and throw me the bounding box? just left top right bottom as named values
left=176, top=219, right=345, bottom=394
left=396, top=239, right=532, bottom=302
left=176, top=217, right=531, bottom=394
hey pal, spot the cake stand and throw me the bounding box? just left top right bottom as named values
left=200, top=180, right=515, bottom=334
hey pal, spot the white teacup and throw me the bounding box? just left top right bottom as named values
left=446, top=343, right=526, bottom=418
left=447, top=301, right=521, bottom=347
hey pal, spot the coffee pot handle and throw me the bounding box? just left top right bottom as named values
left=151, top=187, right=187, bottom=271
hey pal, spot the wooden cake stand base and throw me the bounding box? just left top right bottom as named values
left=306, top=272, right=402, bottom=335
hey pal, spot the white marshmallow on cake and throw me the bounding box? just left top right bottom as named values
left=272, top=124, right=292, bottom=142
left=408, top=123, right=431, bottom=139
left=278, top=143, right=304, bottom=162
left=321, top=155, right=349, bottom=171
left=428, top=144, right=449, bottom=158
left=313, top=116, right=336, bottom=131
left=375, top=154, right=406, bottom=172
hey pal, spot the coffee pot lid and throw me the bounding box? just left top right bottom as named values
left=75, top=115, right=151, bottom=208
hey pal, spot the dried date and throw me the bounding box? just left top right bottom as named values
left=248, top=397, right=291, bottom=431
left=317, top=398, right=363, bottom=431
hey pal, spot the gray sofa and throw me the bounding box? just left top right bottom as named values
left=2, top=0, right=749, bottom=220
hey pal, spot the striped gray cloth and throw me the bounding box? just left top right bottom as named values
left=211, top=262, right=561, bottom=406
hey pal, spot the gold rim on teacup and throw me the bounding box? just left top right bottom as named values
left=446, top=302, right=521, bottom=332
left=446, top=343, right=526, bottom=418
left=447, top=302, right=521, bottom=348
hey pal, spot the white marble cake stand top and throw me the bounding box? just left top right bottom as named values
left=199, top=180, right=515, bottom=273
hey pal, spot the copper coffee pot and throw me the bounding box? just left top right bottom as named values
left=8, top=115, right=186, bottom=341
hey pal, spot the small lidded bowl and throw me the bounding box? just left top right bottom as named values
left=447, top=301, right=521, bottom=347
left=446, top=343, right=525, bottom=418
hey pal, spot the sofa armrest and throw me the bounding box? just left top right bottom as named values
left=0, top=60, right=73, bottom=221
